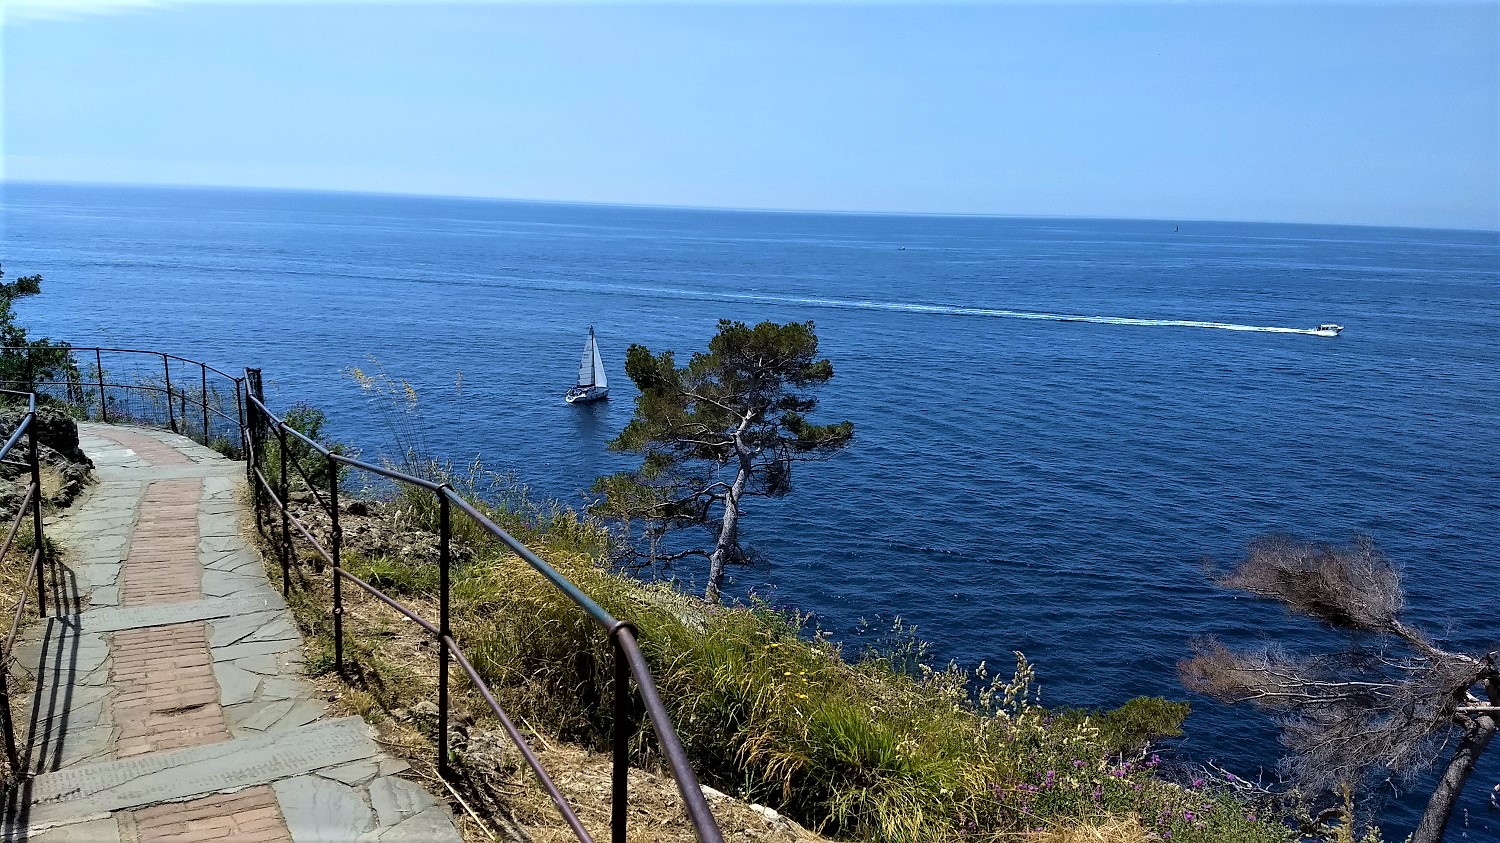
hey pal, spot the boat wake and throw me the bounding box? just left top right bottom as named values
left=479, top=272, right=1334, bottom=336
left=625, top=284, right=1334, bottom=336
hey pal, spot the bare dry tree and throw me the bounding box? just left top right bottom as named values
left=1179, top=535, right=1499, bottom=843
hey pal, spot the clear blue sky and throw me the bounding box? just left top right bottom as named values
left=3, top=1, right=1496, bottom=229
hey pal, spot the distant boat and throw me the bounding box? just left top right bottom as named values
left=1311, top=323, right=1344, bottom=337
left=565, top=326, right=609, bottom=404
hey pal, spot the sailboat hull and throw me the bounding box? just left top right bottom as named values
left=565, top=386, right=609, bottom=404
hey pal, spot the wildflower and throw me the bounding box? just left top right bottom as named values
left=1072, top=760, right=1086, bottom=769
left=1246, top=813, right=1257, bottom=822
left=1190, top=778, right=1204, bottom=788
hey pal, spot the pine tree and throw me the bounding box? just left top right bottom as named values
left=593, top=320, right=853, bottom=602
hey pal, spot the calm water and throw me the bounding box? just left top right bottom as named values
left=6, top=182, right=1499, bottom=835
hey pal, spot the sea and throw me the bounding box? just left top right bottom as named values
left=5, top=182, right=1498, bottom=837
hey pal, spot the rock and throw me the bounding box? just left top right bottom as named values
left=749, top=804, right=780, bottom=822
left=0, top=404, right=93, bottom=508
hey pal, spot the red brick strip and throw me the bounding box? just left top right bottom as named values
left=120, top=478, right=203, bottom=607
left=89, top=428, right=297, bottom=841
left=129, top=785, right=293, bottom=843
left=89, top=427, right=194, bottom=467
left=109, top=623, right=230, bottom=759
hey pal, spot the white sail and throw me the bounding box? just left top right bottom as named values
left=577, top=330, right=596, bottom=387
left=591, top=333, right=608, bottom=389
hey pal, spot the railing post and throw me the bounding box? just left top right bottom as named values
left=96, top=348, right=108, bottom=423
left=277, top=423, right=290, bottom=596
left=200, top=363, right=210, bottom=446
left=329, top=453, right=344, bottom=674
left=436, top=490, right=452, bottom=780
left=28, top=414, right=45, bottom=618
left=611, top=628, right=632, bottom=843
left=0, top=656, right=18, bottom=773
left=163, top=353, right=177, bottom=433
left=234, top=378, right=246, bottom=452
left=246, top=370, right=264, bottom=533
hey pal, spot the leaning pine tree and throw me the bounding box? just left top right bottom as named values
left=1179, top=535, right=1499, bottom=843
left=593, top=320, right=853, bottom=602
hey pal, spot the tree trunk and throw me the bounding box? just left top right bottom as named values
left=704, top=465, right=748, bottom=603
left=1412, top=709, right=1497, bottom=843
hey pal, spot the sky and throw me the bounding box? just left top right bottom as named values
left=2, top=1, right=1497, bottom=229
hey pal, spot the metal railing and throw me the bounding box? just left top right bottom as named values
left=240, top=368, right=722, bottom=843
left=0, top=391, right=49, bottom=776
left=0, top=345, right=723, bottom=839
left=0, top=346, right=246, bottom=455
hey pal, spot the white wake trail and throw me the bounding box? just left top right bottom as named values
left=643, top=286, right=1327, bottom=336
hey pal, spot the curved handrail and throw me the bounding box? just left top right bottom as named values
left=0, top=345, right=243, bottom=383
left=3, top=342, right=723, bottom=839
left=244, top=387, right=723, bottom=843
left=0, top=388, right=47, bottom=780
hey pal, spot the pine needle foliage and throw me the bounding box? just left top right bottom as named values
left=593, top=320, right=853, bottom=601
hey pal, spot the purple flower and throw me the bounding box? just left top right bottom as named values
left=1190, top=778, right=1204, bottom=789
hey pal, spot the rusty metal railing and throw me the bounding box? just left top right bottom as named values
left=0, top=346, right=246, bottom=456
left=0, top=390, right=49, bottom=777
left=243, top=369, right=723, bottom=843
left=0, top=344, right=723, bottom=839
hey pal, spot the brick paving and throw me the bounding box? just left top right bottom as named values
left=109, top=623, right=230, bottom=758
left=13, top=425, right=462, bottom=843
left=129, top=786, right=293, bottom=843
left=91, top=429, right=293, bottom=840
left=119, top=478, right=203, bottom=607
left=89, top=426, right=193, bottom=467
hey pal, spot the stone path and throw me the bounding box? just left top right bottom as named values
left=5, top=424, right=463, bottom=843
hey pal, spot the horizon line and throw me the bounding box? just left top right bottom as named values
left=5, top=177, right=1498, bottom=236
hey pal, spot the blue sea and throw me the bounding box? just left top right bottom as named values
left=6, top=182, right=1499, bottom=837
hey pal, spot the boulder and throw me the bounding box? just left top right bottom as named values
left=0, top=403, right=94, bottom=509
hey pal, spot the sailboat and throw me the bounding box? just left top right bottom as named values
left=565, top=326, right=609, bottom=404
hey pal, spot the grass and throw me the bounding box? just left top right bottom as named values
left=257, top=388, right=1299, bottom=842
left=272, top=473, right=1295, bottom=843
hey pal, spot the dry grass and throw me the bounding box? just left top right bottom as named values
left=268, top=514, right=833, bottom=843
left=1020, top=818, right=1149, bottom=843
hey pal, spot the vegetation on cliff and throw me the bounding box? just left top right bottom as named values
left=265, top=388, right=1289, bottom=842
left=1182, top=535, right=1498, bottom=843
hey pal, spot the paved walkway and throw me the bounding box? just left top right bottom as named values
left=5, top=424, right=463, bottom=843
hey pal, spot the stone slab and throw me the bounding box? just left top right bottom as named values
left=75, top=594, right=282, bottom=634
left=273, top=775, right=375, bottom=842
left=21, top=717, right=378, bottom=830
left=23, top=816, right=121, bottom=843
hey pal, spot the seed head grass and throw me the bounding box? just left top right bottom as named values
left=320, top=483, right=1291, bottom=843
